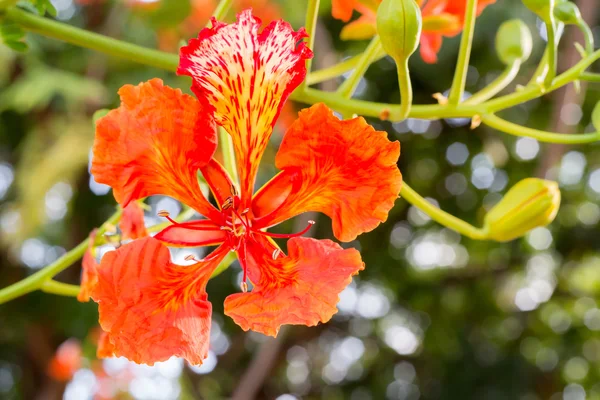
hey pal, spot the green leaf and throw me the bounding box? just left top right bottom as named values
left=0, top=66, right=107, bottom=113
left=16, top=0, right=57, bottom=16
left=5, top=39, right=28, bottom=52
left=0, top=21, right=26, bottom=40
left=41, top=0, right=56, bottom=17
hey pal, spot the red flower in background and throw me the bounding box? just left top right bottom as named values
left=89, top=10, right=402, bottom=366
left=332, top=0, right=496, bottom=63
left=47, top=339, right=82, bottom=382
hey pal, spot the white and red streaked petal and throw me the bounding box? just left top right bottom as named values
left=178, top=10, right=313, bottom=205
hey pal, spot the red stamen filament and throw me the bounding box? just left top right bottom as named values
left=257, top=221, right=315, bottom=239
left=158, top=211, right=222, bottom=232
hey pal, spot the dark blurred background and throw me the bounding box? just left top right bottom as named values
left=1, top=0, right=600, bottom=399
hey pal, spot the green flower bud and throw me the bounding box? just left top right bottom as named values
left=553, top=1, right=581, bottom=25
left=483, top=178, right=561, bottom=242
left=495, top=19, right=533, bottom=65
left=522, top=0, right=555, bottom=22
left=376, top=0, right=422, bottom=62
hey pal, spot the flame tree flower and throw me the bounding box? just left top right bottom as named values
left=89, top=10, right=402, bottom=366
left=332, top=0, right=496, bottom=63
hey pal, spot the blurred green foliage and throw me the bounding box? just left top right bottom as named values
left=0, top=0, right=600, bottom=399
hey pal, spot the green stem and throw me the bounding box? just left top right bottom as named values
left=528, top=47, right=550, bottom=87
left=576, top=20, right=595, bottom=55
left=306, top=49, right=386, bottom=86
left=448, top=0, right=478, bottom=104
left=481, top=113, right=600, bottom=143
left=0, top=209, right=122, bottom=305
left=337, top=36, right=382, bottom=98
left=396, top=58, right=412, bottom=120
left=527, top=23, right=563, bottom=87
left=4, top=7, right=178, bottom=71
left=211, top=0, right=232, bottom=21
left=580, top=72, right=600, bottom=82
left=485, top=48, right=600, bottom=112
left=543, top=19, right=557, bottom=88
left=294, top=87, right=479, bottom=119
left=219, top=126, right=239, bottom=184
left=464, top=60, right=521, bottom=105
left=7, top=5, right=596, bottom=122
left=302, top=0, right=320, bottom=90
left=40, top=280, right=81, bottom=297
left=401, top=183, right=487, bottom=240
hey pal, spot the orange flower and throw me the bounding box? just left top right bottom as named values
left=90, top=10, right=402, bottom=365
left=47, top=339, right=82, bottom=382
left=332, top=0, right=496, bottom=63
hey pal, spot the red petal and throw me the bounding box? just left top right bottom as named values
left=423, top=0, right=496, bottom=37
left=178, top=10, right=313, bottom=205
left=78, top=231, right=98, bottom=303
left=120, top=203, right=148, bottom=240
left=47, top=339, right=82, bottom=382
left=200, top=159, right=235, bottom=209
left=91, top=78, right=221, bottom=222
left=91, top=237, right=227, bottom=365
left=253, top=103, right=402, bottom=242
left=419, top=32, right=442, bottom=64
left=224, top=237, right=364, bottom=337
left=154, top=219, right=227, bottom=247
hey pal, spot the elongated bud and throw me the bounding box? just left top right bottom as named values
left=376, top=0, right=422, bottom=62
left=522, top=0, right=555, bottom=22
left=553, top=1, right=581, bottom=25
left=483, top=178, right=561, bottom=242
left=495, top=20, right=533, bottom=65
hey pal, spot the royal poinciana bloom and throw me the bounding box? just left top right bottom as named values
left=88, top=10, right=402, bottom=365
left=332, top=0, right=496, bottom=63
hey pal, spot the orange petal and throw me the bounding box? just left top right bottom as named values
left=120, top=203, right=148, bottom=240
left=47, top=339, right=82, bottom=382
left=419, top=32, right=443, bottom=64
left=252, top=103, right=402, bottom=242
left=423, top=0, right=496, bottom=37
left=331, top=0, right=358, bottom=22
left=91, top=237, right=227, bottom=365
left=178, top=10, right=313, bottom=205
left=97, top=331, right=116, bottom=359
left=224, top=237, right=364, bottom=337
left=154, top=219, right=227, bottom=247
left=78, top=231, right=98, bottom=303
left=91, top=78, right=221, bottom=222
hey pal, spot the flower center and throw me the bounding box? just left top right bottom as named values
left=157, top=188, right=314, bottom=293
